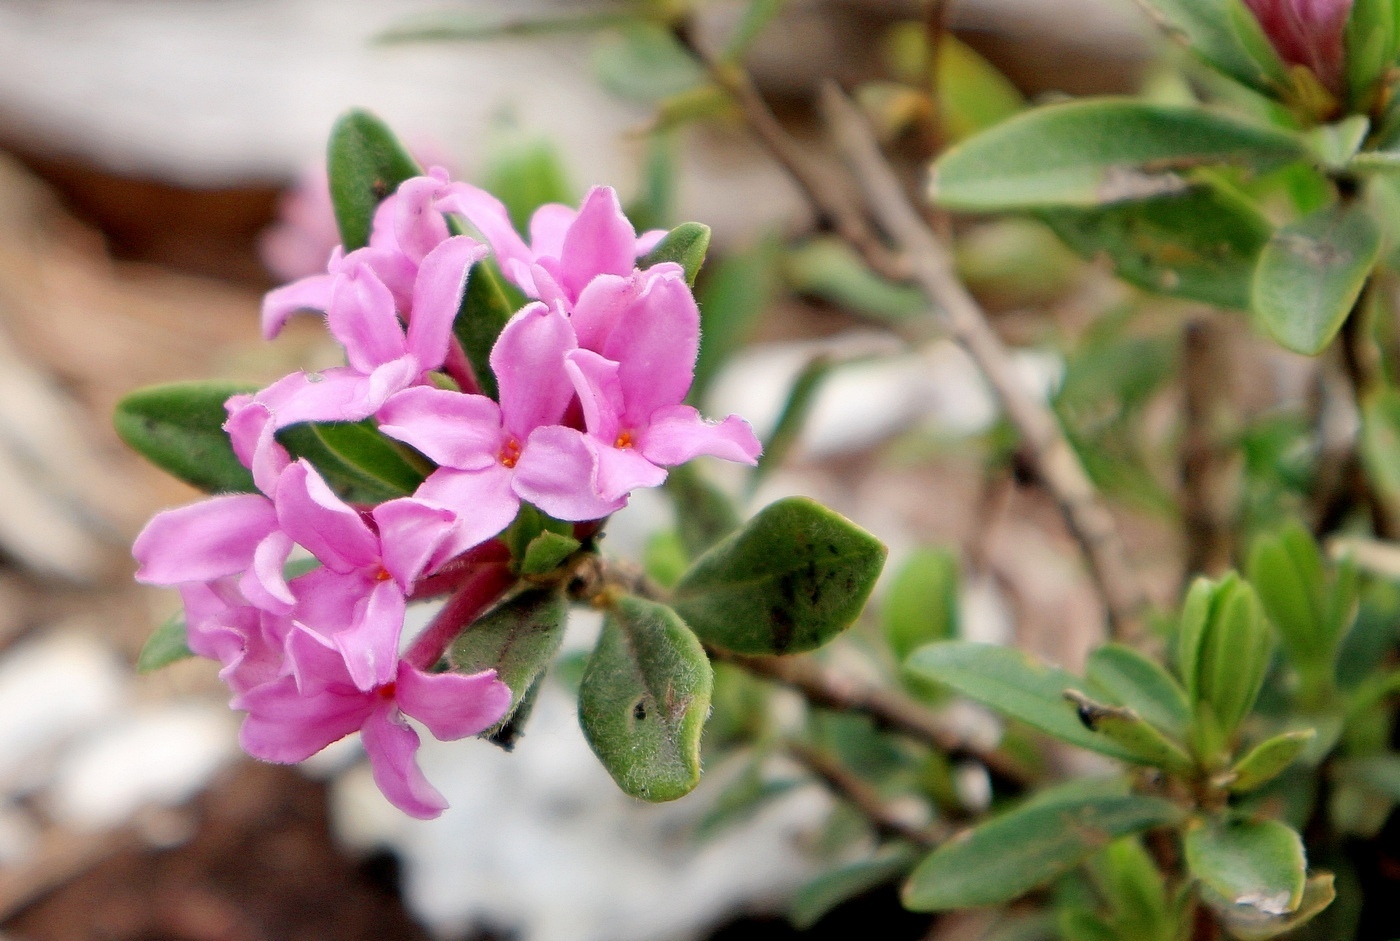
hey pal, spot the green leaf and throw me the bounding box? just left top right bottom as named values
left=315, top=421, right=427, bottom=494
left=519, top=532, right=581, bottom=576
left=1346, top=0, right=1400, bottom=106
left=882, top=548, right=959, bottom=663
left=639, top=222, right=711, bottom=286
left=450, top=589, right=567, bottom=732
left=377, top=9, right=631, bottom=43
left=1085, top=644, right=1191, bottom=740
left=453, top=260, right=517, bottom=401
left=791, top=843, right=920, bottom=929
left=782, top=237, right=927, bottom=321
left=1208, top=872, right=1336, bottom=941
left=482, top=128, right=574, bottom=233
left=1228, top=729, right=1316, bottom=792
left=1252, top=201, right=1380, bottom=355
left=692, top=239, right=779, bottom=401
left=696, top=759, right=800, bottom=840
left=644, top=529, right=689, bottom=588
left=136, top=612, right=193, bottom=673
left=1361, top=389, right=1400, bottom=524
left=326, top=110, right=422, bottom=251
left=1185, top=819, right=1307, bottom=916
left=662, top=463, right=741, bottom=560
left=1247, top=522, right=1353, bottom=679
left=592, top=23, right=705, bottom=103
left=1063, top=690, right=1196, bottom=774
left=902, top=794, right=1183, bottom=911
left=929, top=99, right=1303, bottom=210
left=904, top=641, right=1142, bottom=762
left=1135, top=0, right=1283, bottom=92
left=936, top=34, right=1025, bottom=143
left=753, top=355, right=834, bottom=486
left=578, top=595, right=714, bottom=801
left=1305, top=116, right=1370, bottom=171
left=723, top=0, right=787, bottom=61
left=503, top=504, right=572, bottom=566
left=1040, top=185, right=1271, bottom=309
left=1177, top=574, right=1274, bottom=750
left=113, top=381, right=257, bottom=494
left=276, top=424, right=409, bottom=504
left=671, top=497, right=886, bottom=655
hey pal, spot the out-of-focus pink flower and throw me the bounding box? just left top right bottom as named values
left=237, top=624, right=510, bottom=819
left=1243, top=0, right=1354, bottom=95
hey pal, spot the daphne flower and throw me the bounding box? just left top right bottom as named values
left=1242, top=0, right=1353, bottom=95
left=236, top=624, right=511, bottom=819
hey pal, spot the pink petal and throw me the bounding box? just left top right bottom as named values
left=528, top=203, right=577, bottom=260
left=361, top=705, right=449, bottom=819
left=378, top=387, right=504, bottom=470
left=336, top=577, right=407, bottom=691
left=239, top=530, right=296, bottom=613
left=407, top=236, right=488, bottom=370
left=350, top=245, right=419, bottom=314
left=594, top=445, right=667, bottom=503
left=559, top=186, right=636, bottom=299
left=638, top=405, right=762, bottom=466
left=328, top=264, right=408, bottom=373
left=372, top=498, right=457, bottom=588
left=261, top=273, right=334, bottom=339
left=393, top=172, right=453, bottom=263
left=133, top=494, right=278, bottom=585
left=274, top=461, right=380, bottom=573
left=512, top=425, right=626, bottom=521
left=250, top=368, right=381, bottom=429
left=236, top=673, right=372, bottom=764
left=563, top=349, right=624, bottom=444
left=395, top=663, right=512, bottom=740
left=568, top=273, right=641, bottom=354
left=491, top=302, right=579, bottom=437
left=436, top=183, right=533, bottom=277
left=223, top=398, right=291, bottom=497
left=414, top=465, right=521, bottom=559
left=607, top=267, right=699, bottom=425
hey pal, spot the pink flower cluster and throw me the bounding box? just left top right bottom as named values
left=1243, top=0, right=1354, bottom=95
left=133, top=169, right=761, bottom=817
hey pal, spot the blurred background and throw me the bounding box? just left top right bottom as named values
left=0, top=1, right=1289, bottom=939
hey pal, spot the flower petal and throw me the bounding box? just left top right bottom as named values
left=393, top=171, right=452, bottom=263
left=336, top=577, right=406, bottom=691
left=563, top=349, right=624, bottom=444
left=594, top=445, right=667, bottom=503
left=406, top=235, right=488, bottom=370
left=491, top=302, right=579, bottom=437
left=133, top=494, right=278, bottom=585
left=559, top=186, right=636, bottom=299
left=637, top=405, right=762, bottom=466
left=372, top=498, right=457, bottom=588
left=607, top=266, right=699, bottom=425
left=360, top=705, right=449, bottom=819
left=436, top=183, right=533, bottom=277
left=512, top=425, right=626, bottom=521
left=274, top=461, right=380, bottom=573
left=528, top=202, right=577, bottom=260
left=239, top=530, right=296, bottom=613
left=261, top=273, right=335, bottom=339
left=378, top=387, right=503, bottom=471
left=328, top=264, right=408, bottom=373
left=414, top=465, right=521, bottom=560
left=568, top=273, right=640, bottom=354
left=395, top=663, right=512, bottom=740
left=236, top=673, right=371, bottom=764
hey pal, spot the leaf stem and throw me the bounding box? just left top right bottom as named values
left=405, top=554, right=516, bottom=670
left=787, top=739, right=944, bottom=847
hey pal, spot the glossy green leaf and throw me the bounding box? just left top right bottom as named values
left=1185, top=819, right=1307, bottom=916
left=276, top=423, right=408, bottom=504
left=754, top=355, right=834, bottom=486
left=882, top=548, right=959, bottom=663
left=327, top=110, right=421, bottom=251
left=929, top=99, right=1303, bottom=210
left=113, top=381, right=257, bottom=494
left=578, top=595, right=713, bottom=801
left=503, top=504, right=572, bottom=567
left=663, top=463, right=740, bottom=560
left=519, top=532, right=581, bottom=576
left=639, top=222, right=711, bottom=286
left=1085, top=643, right=1191, bottom=739
left=451, top=260, right=516, bottom=401
left=1228, top=729, right=1316, bottom=792
left=1136, top=0, right=1283, bottom=92
left=783, top=237, right=926, bottom=321
left=791, top=843, right=920, bottom=929
left=902, top=794, right=1183, bottom=911
left=450, top=589, right=567, bottom=731
left=1040, top=185, right=1270, bottom=309
left=314, top=421, right=427, bottom=494
left=671, top=497, right=886, bottom=655
left=904, top=642, right=1142, bottom=761
left=1253, top=201, right=1380, bottom=355
left=936, top=34, right=1025, bottom=142
left=1208, top=872, right=1336, bottom=941
left=1063, top=691, right=1196, bottom=773
left=136, top=612, right=193, bottom=673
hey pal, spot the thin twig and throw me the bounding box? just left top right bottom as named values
left=818, top=82, right=1149, bottom=640
left=715, top=648, right=1034, bottom=787
left=1180, top=317, right=1238, bottom=580
left=787, top=740, right=945, bottom=847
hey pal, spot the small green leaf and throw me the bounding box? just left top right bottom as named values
left=754, top=355, right=834, bottom=486
left=578, top=595, right=714, bottom=801
left=662, top=463, right=741, bottom=560
left=882, top=548, right=959, bottom=663
left=671, top=497, right=886, bottom=655
left=936, top=33, right=1024, bottom=142
left=114, top=381, right=257, bottom=494
left=503, top=504, right=572, bottom=566
left=1306, top=116, right=1370, bottom=171
left=1207, top=872, right=1336, bottom=941
left=723, top=0, right=787, bottom=61
left=1186, top=819, right=1306, bottom=917
left=1228, top=729, right=1316, bottom=792
left=136, top=612, right=193, bottom=673
left=1177, top=574, right=1274, bottom=751
left=453, top=260, right=516, bottom=401
left=519, top=532, right=581, bottom=576
left=450, top=589, right=567, bottom=731
left=902, top=795, right=1183, bottom=911
left=692, top=239, right=779, bottom=401
left=782, top=237, right=927, bottom=321
left=1085, top=644, right=1191, bottom=740
left=791, top=843, right=920, bottom=929
left=1346, top=0, right=1400, bottom=106
left=1135, top=0, right=1283, bottom=92
left=377, top=9, right=630, bottom=43
left=929, top=99, right=1303, bottom=210
left=1063, top=690, right=1196, bottom=774
left=592, top=23, right=705, bottom=103
left=904, top=642, right=1142, bottom=762
left=640, top=222, right=711, bottom=287
left=644, top=529, right=689, bottom=589
left=1253, top=201, right=1380, bottom=355
left=276, top=423, right=408, bottom=504
left=326, top=110, right=422, bottom=251
left=1040, top=185, right=1271, bottom=310
left=313, top=421, right=427, bottom=494
left=696, top=760, right=800, bottom=841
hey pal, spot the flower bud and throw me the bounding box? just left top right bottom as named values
left=1242, top=0, right=1354, bottom=97
left=1177, top=573, right=1275, bottom=762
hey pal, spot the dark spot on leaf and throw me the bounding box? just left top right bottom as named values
left=1074, top=702, right=1099, bottom=730
left=769, top=605, right=795, bottom=653
left=372, top=177, right=390, bottom=199
left=633, top=699, right=648, bottom=721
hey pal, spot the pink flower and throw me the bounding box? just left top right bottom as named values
left=437, top=184, right=664, bottom=305
left=236, top=624, right=511, bottom=819
left=1243, top=0, right=1353, bottom=95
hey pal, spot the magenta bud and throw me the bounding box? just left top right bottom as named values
left=1243, top=0, right=1354, bottom=95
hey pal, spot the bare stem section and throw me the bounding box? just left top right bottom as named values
left=816, top=83, right=1148, bottom=639
left=787, top=740, right=945, bottom=847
